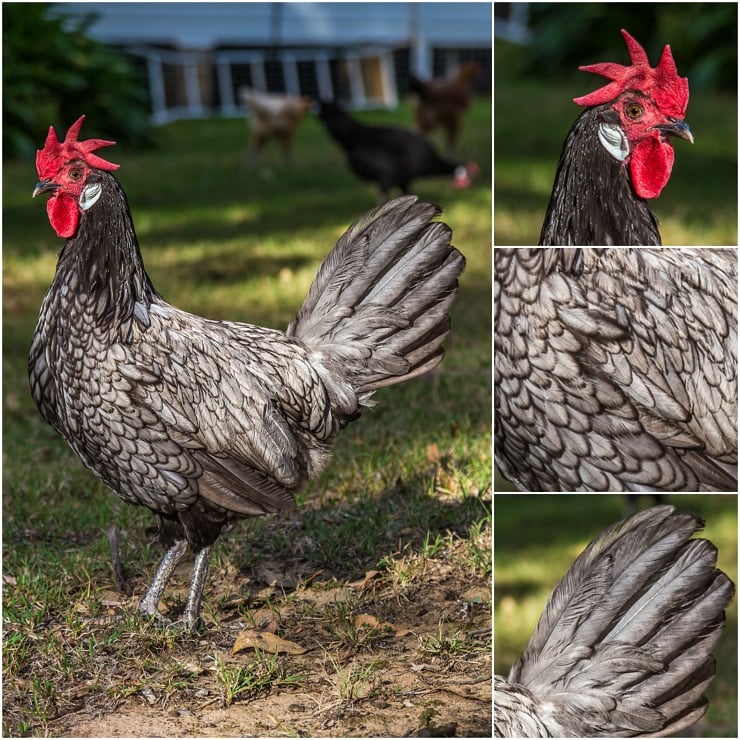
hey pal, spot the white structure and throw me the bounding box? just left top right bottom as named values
left=54, top=2, right=492, bottom=124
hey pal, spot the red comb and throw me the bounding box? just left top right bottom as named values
left=573, top=29, right=689, bottom=119
left=36, top=115, right=119, bottom=179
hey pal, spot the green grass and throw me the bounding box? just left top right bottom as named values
left=494, top=494, right=738, bottom=737
left=3, top=101, right=491, bottom=737
left=494, top=39, right=738, bottom=245
left=215, top=650, right=305, bottom=705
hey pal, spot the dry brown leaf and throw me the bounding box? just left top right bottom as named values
left=232, top=629, right=307, bottom=656
left=460, top=586, right=491, bottom=603
left=353, top=613, right=410, bottom=637
left=255, top=561, right=298, bottom=589
left=349, top=570, right=381, bottom=591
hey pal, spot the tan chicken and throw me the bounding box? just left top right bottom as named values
left=240, top=87, right=311, bottom=160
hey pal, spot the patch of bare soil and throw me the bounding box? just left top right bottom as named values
left=43, top=534, right=491, bottom=738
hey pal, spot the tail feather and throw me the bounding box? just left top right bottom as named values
left=286, top=195, right=465, bottom=396
left=495, top=505, right=734, bottom=737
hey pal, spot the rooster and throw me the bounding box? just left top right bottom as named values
left=315, top=100, right=478, bottom=199
left=494, top=248, right=738, bottom=492
left=239, top=87, right=311, bottom=160
left=30, top=116, right=465, bottom=629
left=495, top=504, right=735, bottom=737
left=409, top=62, right=479, bottom=149
left=539, top=29, right=693, bottom=246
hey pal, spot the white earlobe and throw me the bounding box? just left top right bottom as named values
left=597, top=123, right=630, bottom=162
left=80, top=182, right=102, bottom=211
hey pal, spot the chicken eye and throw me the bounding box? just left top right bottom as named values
left=625, top=103, right=643, bottom=120
left=69, top=167, right=83, bottom=181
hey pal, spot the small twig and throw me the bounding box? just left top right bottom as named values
left=107, top=525, right=126, bottom=593
left=196, top=696, right=222, bottom=712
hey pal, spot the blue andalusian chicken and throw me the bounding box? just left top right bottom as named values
left=30, top=116, right=465, bottom=629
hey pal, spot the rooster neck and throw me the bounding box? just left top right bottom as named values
left=539, top=106, right=661, bottom=246
left=53, top=172, right=157, bottom=330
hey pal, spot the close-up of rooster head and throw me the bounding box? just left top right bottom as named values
left=574, top=28, right=692, bottom=200
left=540, top=29, right=693, bottom=245
left=33, top=115, right=120, bottom=238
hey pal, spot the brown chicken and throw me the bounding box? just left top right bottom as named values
left=409, top=62, right=479, bottom=148
left=240, top=87, right=311, bottom=159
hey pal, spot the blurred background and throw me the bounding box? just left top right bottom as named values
left=494, top=1, right=737, bottom=245
left=4, top=1, right=491, bottom=158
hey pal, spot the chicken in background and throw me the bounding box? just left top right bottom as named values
left=240, top=87, right=311, bottom=161
left=315, top=99, right=478, bottom=200
left=495, top=504, right=735, bottom=737
left=409, top=61, right=479, bottom=149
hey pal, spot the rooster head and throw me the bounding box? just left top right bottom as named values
left=33, top=115, right=119, bottom=238
left=574, top=29, right=692, bottom=199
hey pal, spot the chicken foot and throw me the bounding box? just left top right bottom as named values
left=138, top=540, right=211, bottom=630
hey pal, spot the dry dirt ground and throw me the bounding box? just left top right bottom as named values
left=7, top=500, right=491, bottom=738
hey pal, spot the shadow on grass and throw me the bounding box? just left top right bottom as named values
left=201, top=471, right=490, bottom=595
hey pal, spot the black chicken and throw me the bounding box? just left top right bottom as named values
left=30, top=116, right=465, bottom=629
left=539, top=29, right=693, bottom=246
left=495, top=504, right=735, bottom=737
left=315, top=100, right=478, bottom=198
left=494, top=248, right=738, bottom=492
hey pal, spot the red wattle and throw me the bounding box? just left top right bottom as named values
left=47, top=193, right=80, bottom=238
left=629, top=137, right=674, bottom=199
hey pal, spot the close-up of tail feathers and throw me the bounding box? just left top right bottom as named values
left=287, top=196, right=464, bottom=397
left=495, top=505, right=735, bottom=738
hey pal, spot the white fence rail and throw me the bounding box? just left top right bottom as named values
left=128, top=45, right=401, bottom=125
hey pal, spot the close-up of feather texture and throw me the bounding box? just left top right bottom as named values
left=495, top=248, right=738, bottom=492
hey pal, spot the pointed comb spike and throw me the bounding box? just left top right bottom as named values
left=573, top=29, right=689, bottom=117
left=65, top=115, right=87, bottom=144
left=36, top=114, right=120, bottom=179
left=656, top=44, right=679, bottom=78
left=43, top=124, right=61, bottom=150
left=621, top=29, right=649, bottom=67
